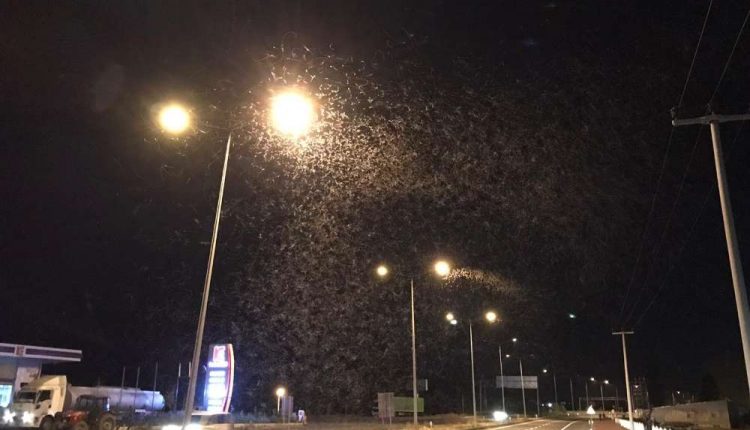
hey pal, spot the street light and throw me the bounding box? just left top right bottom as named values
left=376, top=265, right=389, bottom=277
left=158, top=104, right=191, bottom=134
left=376, top=260, right=452, bottom=427
left=589, top=377, right=608, bottom=411
left=275, top=387, right=286, bottom=413
left=434, top=260, right=451, bottom=278
left=499, top=339, right=527, bottom=417
left=158, top=90, right=317, bottom=428
left=270, top=91, right=315, bottom=138
left=447, top=311, right=497, bottom=425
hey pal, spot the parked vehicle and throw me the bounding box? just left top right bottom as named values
left=58, top=396, right=116, bottom=430
left=2, top=376, right=164, bottom=429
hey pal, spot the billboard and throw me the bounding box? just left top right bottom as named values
left=204, top=344, right=234, bottom=412
left=496, top=375, right=538, bottom=389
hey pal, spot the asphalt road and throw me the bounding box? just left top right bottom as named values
left=491, top=419, right=594, bottom=430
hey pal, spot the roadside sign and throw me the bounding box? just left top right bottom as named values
left=496, top=375, right=538, bottom=389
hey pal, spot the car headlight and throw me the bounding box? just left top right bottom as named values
left=3, top=410, right=16, bottom=424
left=492, top=411, right=508, bottom=422
left=22, top=412, right=34, bottom=424
left=162, top=425, right=182, bottom=430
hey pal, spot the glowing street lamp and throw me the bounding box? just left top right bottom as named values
left=375, top=259, right=453, bottom=427
left=376, top=265, right=389, bottom=277
left=448, top=311, right=498, bottom=425
left=158, top=104, right=191, bottom=135
left=434, top=260, right=451, bottom=277
left=512, top=337, right=518, bottom=343
left=270, top=91, right=315, bottom=138
left=159, top=88, right=318, bottom=428
left=275, top=387, right=286, bottom=413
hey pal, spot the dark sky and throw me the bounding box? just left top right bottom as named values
left=2, top=0, right=750, bottom=411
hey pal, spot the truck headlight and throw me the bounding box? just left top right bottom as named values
left=22, top=412, right=34, bottom=424
left=3, top=410, right=16, bottom=424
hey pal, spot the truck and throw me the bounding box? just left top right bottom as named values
left=2, top=376, right=164, bottom=430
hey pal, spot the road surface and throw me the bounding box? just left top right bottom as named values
left=489, top=419, right=599, bottom=430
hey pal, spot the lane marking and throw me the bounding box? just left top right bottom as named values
left=560, top=421, right=582, bottom=430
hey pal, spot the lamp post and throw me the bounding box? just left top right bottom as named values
left=275, top=387, right=286, bottom=414
left=542, top=368, right=558, bottom=407
left=497, top=338, right=520, bottom=413
left=376, top=260, right=452, bottom=427
left=156, top=90, right=316, bottom=427
left=447, top=311, right=498, bottom=424
left=498, top=346, right=506, bottom=412
left=590, top=378, right=608, bottom=411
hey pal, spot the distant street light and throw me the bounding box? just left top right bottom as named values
left=156, top=89, right=317, bottom=428
left=446, top=312, right=455, bottom=322
left=434, top=260, right=451, bottom=278
left=275, top=387, right=286, bottom=413
left=543, top=368, right=548, bottom=373
left=448, top=312, right=498, bottom=425
left=376, top=265, right=389, bottom=277
left=375, top=260, right=452, bottom=427
left=499, top=339, right=527, bottom=417
left=568, top=313, right=576, bottom=319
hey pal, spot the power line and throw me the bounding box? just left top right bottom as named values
left=619, top=0, right=715, bottom=327
left=678, top=0, right=714, bottom=108
left=622, top=126, right=705, bottom=326
left=618, top=128, right=675, bottom=325
left=709, top=4, right=750, bottom=104
left=632, top=121, right=746, bottom=327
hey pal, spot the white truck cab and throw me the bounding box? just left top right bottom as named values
left=3, top=376, right=68, bottom=429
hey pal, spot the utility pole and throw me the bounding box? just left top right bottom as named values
left=585, top=381, right=589, bottom=407
left=519, top=359, right=527, bottom=417
left=569, top=378, right=574, bottom=411
left=498, top=346, right=506, bottom=412
left=553, top=373, right=558, bottom=406
left=673, top=112, right=750, bottom=402
left=410, top=279, right=418, bottom=427
left=613, top=331, right=634, bottom=430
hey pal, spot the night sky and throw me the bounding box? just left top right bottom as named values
left=2, top=0, right=750, bottom=413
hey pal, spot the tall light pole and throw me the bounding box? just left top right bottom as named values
left=498, top=346, right=506, bottom=412
left=376, top=260, right=452, bottom=426
left=569, top=378, right=575, bottom=411
left=410, top=278, right=418, bottom=426
left=447, top=310, right=498, bottom=424
left=542, top=368, right=558, bottom=407
left=156, top=90, right=316, bottom=427
left=519, top=357, right=527, bottom=417
left=275, top=387, right=286, bottom=413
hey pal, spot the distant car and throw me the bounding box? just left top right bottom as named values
left=162, top=412, right=234, bottom=430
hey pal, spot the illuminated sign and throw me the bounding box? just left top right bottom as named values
left=203, top=344, right=234, bottom=412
